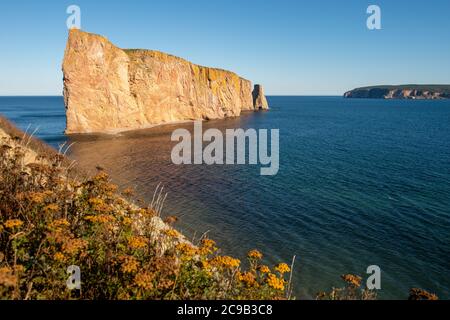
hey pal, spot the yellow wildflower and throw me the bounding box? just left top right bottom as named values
left=164, top=229, right=180, bottom=238
left=43, top=203, right=59, bottom=214
left=122, top=217, right=132, bottom=226
left=134, top=272, right=154, bottom=290
left=341, top=274, right=362, bottom=287
left=50, top=218, right=70, bottom=228
left=128, top=236, right=147, bottom=249
left=248, top=249, right=263, bottom=260
left=53, top=252, right=66, bottom=262
left=48, top=219, right=70, bottom=233
left=4, top=219, right=23, bottom=229
left=93, top=171, right=109, bottom=182
left=28, top=192, right=47, bottom=204
left=238, top=271, right=257, bottom=287
left=121, top=256, right=139, bottom=273
left=84, top=214, right=115, bottom=224
left=409, top=288, right=439, bottom=300
left=267, top=273, right=285, bottom=290
left=88, top=197, right=104, bottom=206
left=211, top=256, right=240, bottom=269
left=259, top=265, right=270, bottom=274
left=199, top=239, right=217, bottom=255
left=0, top=267, right=15, bottom=287
left=176, top=243, right=197, bottom=257
left=63, top=238, right=88, bottom=256
left=201, top=260, right=211, bottom=270
left=274, top=263, right=291, bottom=274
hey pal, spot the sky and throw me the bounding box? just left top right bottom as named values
left=0, top=0, right=449, bottom=95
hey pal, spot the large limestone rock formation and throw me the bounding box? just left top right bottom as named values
left=63, top=29, right=269, bottom=134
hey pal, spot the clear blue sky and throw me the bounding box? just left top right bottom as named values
left=1, top=0, right=449, bottom=95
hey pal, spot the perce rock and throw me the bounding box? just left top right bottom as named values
left=62, top=29, right=269, bottom=134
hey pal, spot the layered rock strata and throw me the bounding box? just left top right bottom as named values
left=63, top=30, right=269, bottom=134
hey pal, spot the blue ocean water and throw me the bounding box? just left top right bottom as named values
left=1, top=96, right=449, bottom=299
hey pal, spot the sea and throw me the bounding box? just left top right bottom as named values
left=1, top=96, right=449, bottom=299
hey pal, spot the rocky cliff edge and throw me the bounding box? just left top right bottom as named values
left=63, top=29, right=268, bottom=134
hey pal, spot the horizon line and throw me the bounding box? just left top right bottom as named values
left=0, top=94, right=344, bottom=97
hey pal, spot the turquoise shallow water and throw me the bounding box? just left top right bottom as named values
left=1, top=96, right=449, bottom=299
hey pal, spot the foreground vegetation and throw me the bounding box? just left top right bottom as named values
left=0, top=118, right=439, bottom=300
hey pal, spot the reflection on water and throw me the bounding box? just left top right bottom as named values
left=67, top=114, right=270, bottom=244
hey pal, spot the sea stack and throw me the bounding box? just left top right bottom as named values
left=252, top=84, right=269, bottom=109
left=62, top=29, right=269, bottom=134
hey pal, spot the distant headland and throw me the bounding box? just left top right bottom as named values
left=62, top=29, right=268, bottom=134
left=344, top=85, right=450, bottom=100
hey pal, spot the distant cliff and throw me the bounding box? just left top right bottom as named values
left=344, top=85, right=450, bottom=100
left=62, top=30, right=268, bottom=134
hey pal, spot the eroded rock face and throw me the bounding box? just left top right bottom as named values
left=62, top=30, right=269, bottom=134
left=252, top=84, right=269, bottom=109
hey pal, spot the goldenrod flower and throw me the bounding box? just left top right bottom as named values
left=121, top=256, right=139, bottom=273
left=211, top=256, right=240, bottom=269
left=409, top=288, right=439, bottom=300
left=199, top=239, right=217, bottom=255
left=63, top=238, right=88, bottom=255
left=176, top=243, right=197, bottom=257
left=164, top=229, right=180, bottom=238
left=88, top=197, right=104, bottom=206
left=274, top=263, right=290, bottom=274
left=134, top=272, right=154, bottom=290
left=201, top=260, right=211, bottom=270
left=28, top=192, right=47, bottom=204
left=4, top=219, right=23, bottom=229
left=50, top=218, right=70, bottom=228
left=48, top=218, right=70, bottom=233
left=267, top=273, right=285, bottom=290
left=128, top=236, right=147, bottom=249
left=0, top=266, right=15, bottom=287
left=259, top=265, right=270, bottom=274
left=93, top=171, right=109, bottom=182
left=53, top=252, right=66, bottom=262
left=84, top=214, right=115, bottom=224
left=238, top=271, right=257, bottom=287
left=122, top=217, right=132, bottom=226
left=341, top=274, right=362, bottom=287
left=43, top=203, right=59, bottom=214
left=248, top=249, right=263, bottom=260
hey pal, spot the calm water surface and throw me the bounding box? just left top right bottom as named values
left=1, top=96, right=449, bottom=299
